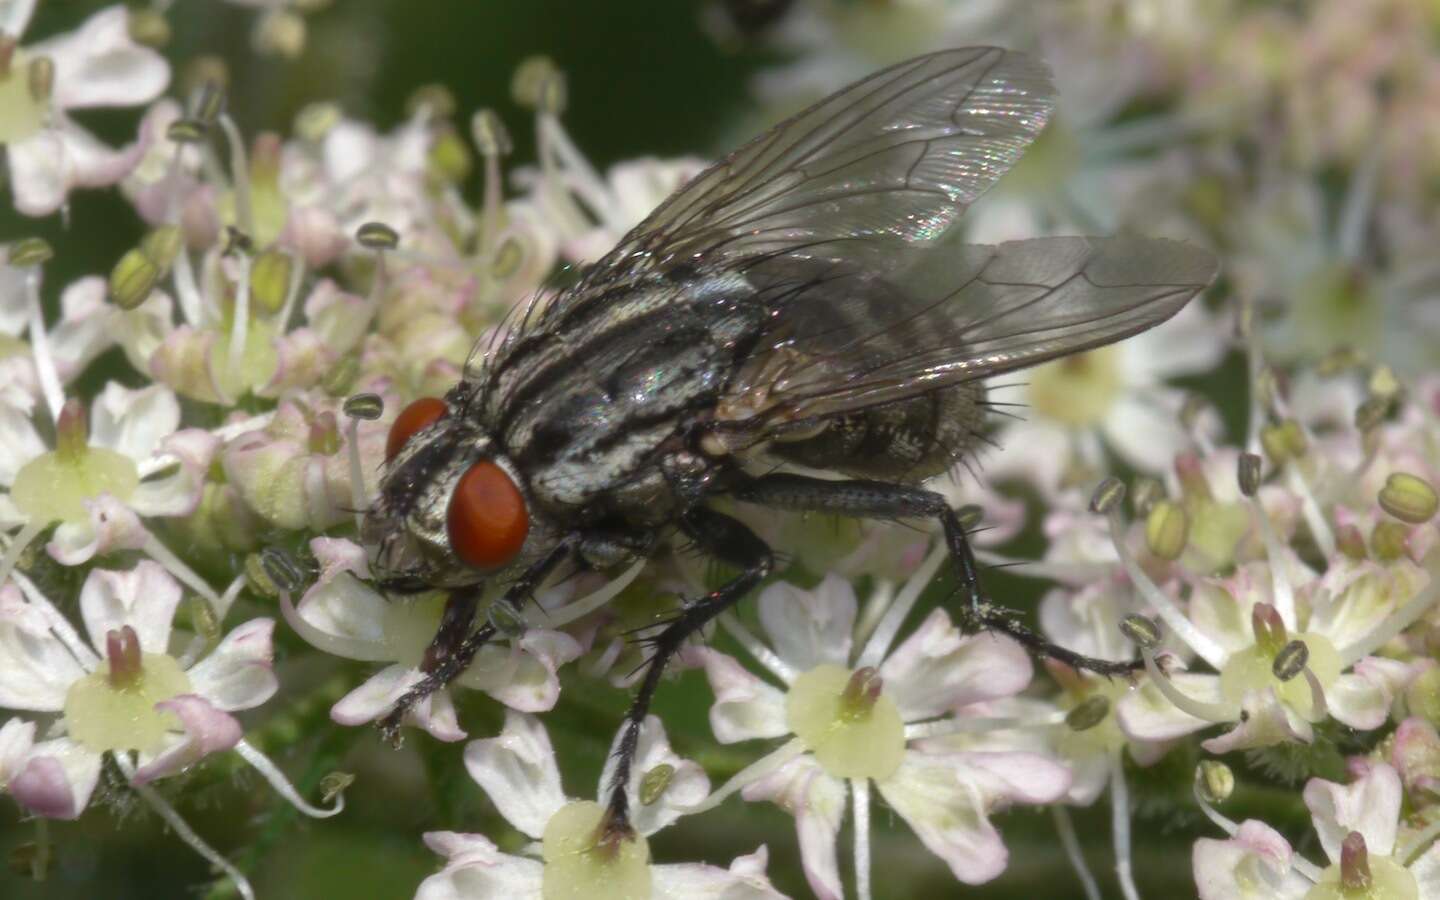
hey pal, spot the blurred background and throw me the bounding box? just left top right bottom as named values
left=3, top=0, right=1432, bottom=897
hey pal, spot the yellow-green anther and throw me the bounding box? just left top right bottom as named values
left=319, top=772, right=355, bottom=805
left=1237, top=452, right=1263, bottom=498
left=1272, top=639, right=1309, bottom=682
left=27, top=56, right=53, bottom=103
left=1355, top=395, right=1392, bottom=433
left=294, top=101, right=341, bottom=142
left=470, top=108, right=513, bottom=156
left=1341, top=832, right=1372, bottom=892
left=186, top=596, right=220, bottom=650
left=1089, top=476, right=1126, bottom=515
left=245, top=552, right=279, bottom=598
left=1065, top=695, right=1110, bottom=732
left=1260, top=423, right=1290, bottom=465
left=1372, top=520, right=1410, bottom=562
left=109, top=249, right=160, bottom=310
left=250, top=250, right=294, bottom=314
left=512, top=56, right=561, bottom=109
left=322, top=354, right=360, bottom=397
left=54, top=398, right=87, bottom=462
left=407, top=84, right=456, bottom=119
left=428, top=127, right=471, bottom=184
left=9, top=237, right=53, bottom=267
left=1120, top=614, right=1161, bottom=650
left=259, top=547, right=305, bottom=594
left=954, top=504, right=983, bottom=531
left=127, top=8, right=171, bottom=47
left=1316, top=345, right=1363, bottom=376
left=639, top=764, right=675, bottom=806
left=342, top=392, right=384, bottom=421
left=356, top=221, right=399, bottom=251
left=1130, top=477, right=1163, bottom=516
left=1369, top=365, right=1400, bottom=399
left=537, top=71, right=567, bottom=116
left=1254, top=366, right=1279, bottom=411
left=1196, top=760, right=1234, bottom=805
left=1278, top=420, right=1307, bottom=457
left=487, top=601, right=526, bottom=638
left=839, top=667, right=882, bottom=717
left=191, top=79, right=226, bottom=124
left=139, top=225, right=182, bottom=270
left=1145, top=500, right=1188, bottom=561
left=1379, top=472, right=1437, bottom=524
left=167, top=117, right=209, bottom=144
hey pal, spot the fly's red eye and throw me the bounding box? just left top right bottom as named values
left=386, top=397, right=448, bottom=461
left=447, top=461, right=529, bottom=569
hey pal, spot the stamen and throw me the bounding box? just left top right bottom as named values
left=1052, top=807, right=1103, bottom=900
left=1140, top=647, right=1237, bottom=723
left=142, top=534, right=222, bottom=613
left=852, top=777, right=872, bottom=900
left=233, top=739, right=345, bottom=818
left=227, top=251, right=252, bottom=377
left=1190, top=759, right=1325, bottom=883
left=717, top=612, right=796, bottom=684
left=217, top=114, right=254, bottom=237
left=903, top=711, right=1068, bottom=740
left=529, top=558, right=645, bottom=629
left=1302, top=668, right=1328, bottom=721
left=856, top=539, right=946, bottom=669
left=279, top=587, right=391, bottom=661
left=22, top=265, right=65, bottom=424
left=1341, top=832, right=1371, bottom=891
left=1109, top=752, right=1140, bottom=900
left=105, top=626, right=143, bottom=686
left=681, top=737, right=807, bottom=815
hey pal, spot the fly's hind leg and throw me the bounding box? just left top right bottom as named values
left=730, top=472, right=1142, bottom=677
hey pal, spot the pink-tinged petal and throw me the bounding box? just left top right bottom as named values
left=880, top=612, right=1032, bottom=720
left=741, top=755, right=845, bottom=900
left=1202, top=691, right=1311, bottom=755
left=129, top=427, right=220, bottom=518
left=695, top=647, right=789, bottom=743
left=10, top=738, right=102, bottom=819
left=984, top=417, right=1070, bottom=497
left=1193, top=820, right=1309, bottom=900
left=132, top=694, right=243, bottom=784
left=1115, top=673, right=1220, bottom=742
left=1123, top=299, right=1226, bottom=381
left=262, top=328, right=332, bottom=396
left=411, top=689, right=466, bottom=743
left=294, top=568, right=389, bottom=653
left=0, top=585, right=85, bottom=710
left=0, top=718, right=36, bottom=786
left=312, top=536, right=372, bottom=581
left=463, top=711, right=567, bottom=840
left=960, top=750, right=1072, bottom=806
left=1303, top=763, right=1402, bottom=862
left=78, top=559, right=181, bottom=656
left=1392, top=717, right=1440, bottom=799
left=598, top=715, right=708, bottom=837
left=330, top=664, right=421, bottom=725
left=416, top=831, right=543, bottom=900
left=30, top=6, right=169, bottom=109
left=757, top=575, right=856, bottom=672
left=149, top=324, right=226, bottom=404
left=185, top=619, right=277, bottom=711
left=1326, top=671, right=1389, bottom=732
left=302, top=280, right=371, bottom=355
left=47, top=494, right=149, bottom=565
left=281, top=207, right=349, bottom=269
left=1063, top=751, right=1112, bottom=807
left=456, top=629, right=581, bottom=712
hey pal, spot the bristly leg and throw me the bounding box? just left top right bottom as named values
left=730, top=472, right=1144, bottom=678
left=601, top=507, right=773, bottom=841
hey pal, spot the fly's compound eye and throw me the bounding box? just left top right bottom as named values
left=386, top=397, right=448, bottom=461
left=447, top=461, right=529, bottom=569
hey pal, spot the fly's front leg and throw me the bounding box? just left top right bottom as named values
left=601, top=507, right=773, bottom=842
left=379, top=541, right=574, bottom=742
left=731, top=473, right=1142, bottom=677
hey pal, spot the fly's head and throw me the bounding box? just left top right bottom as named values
left=362, top=389, right=539, bottom=593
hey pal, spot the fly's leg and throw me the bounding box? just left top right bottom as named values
left=601, top=507, right=773, bottom=842
left=379, top=542, right=573, bottom=742
left=730, top=473, right=1142, bottom=677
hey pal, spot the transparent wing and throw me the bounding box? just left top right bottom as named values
left=581, top=47, right=1054, bottom=282
left=723, top=236, right=1219, bottom=427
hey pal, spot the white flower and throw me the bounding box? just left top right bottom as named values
left=0, top=3, right=169, bottom=216
left=0, top=267, right=116, bottom=411
left=693, top=572, right=1069, bottom=899
left=414, top=710, right=787, bottom=900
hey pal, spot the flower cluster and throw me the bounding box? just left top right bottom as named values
left=0, top=1, right=1437, bottom=899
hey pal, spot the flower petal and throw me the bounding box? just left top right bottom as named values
left=185, top=619, right=277, bottom=711
left=90, top=382, right=180, bottom=462
left=598, top=715, right=709, bottom=837
left=416, top=831, right=543, bottom=900
left=756, top=575, right=856, bottom=671
left=0, top=717, right=37, bottom=786
left=462, top=711, right=567, bottom=840
left=880, top=612, right=1032, bottom=720
left=457, top=629, right=582, bottom=712
left=1192, top=819, right=1309, bottom=900
left=47, top=495, right=149, bottom=566
left=0, top=584, right=87, bottom=710
left=132, top=694, right=243, bottom=784
left=79, top=560, right=181, bottom=656
left=1302, top=762, right=1402, bottom=862
left=29, top=6, right=170, bottom=109
left=741, top=755, right=845, bottom=900
left=695, top=647, right=789, bottom=743
left=10, top=737, right=102, bottom=819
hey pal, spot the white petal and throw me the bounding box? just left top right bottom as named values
left=6, top=131, right=67, bottom=216
left=1193, top=820, right=1309, bottom=900
left=878, top=752, right=1011, bottom=885
left=129, top=428, right=218, bottom=518
left=696, top=648, right=789, bottom=743
left=295, top=570, right=389, bottom=649
left=463, top=711, right=566, bottom=840
left=757, top=574, right=855, bottom=671
left=880, top=613, right=1032, bottom=720
left=416, top=832, right=543, bottom=900
left=0, top=585, right=87, bottom=710
left=1115, top=673, right=1219, bottom=742
left=330, top=664, right=419, bottom=725
left=457, top=629, right=582, bottom=712
left=132, top=694, right=242, bottom=784
left=10, top=737, right=102, bottom=819
left=79, top=559, right=181, bottom=656
left=46, top=495, right=149, bottom=566
left=185, top=619, right=277, bottom=711
left=741, top=755, right=845, bottom=900
left=1103, top=395, right=1191, bottom=474
left=90, top=382, right=180, bottom=461
left=652, top=857, right=787, bottom=900
left=0, top=0, right=35, bottom=35
left=0, top=399, right=45, bottom=486
left=1202, top=691, right=1311, bottom=755
left=1302, top=762, right=1402, bottom=862
left=29, top=6, right=170, bottom=109
left=1326, top=670, right=1389, bottom=731
left=0, top=717, right=36, bottom=786
left=597, top=715, right=709, bottom=837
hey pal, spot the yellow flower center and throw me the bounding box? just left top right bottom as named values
left=1026, top=347, right=1123, bottom=428
left=1305, top=855, right=1417, bottom=900
left=0, top=53, right=48, bottom=145
left=786, top=664, right=905, bottom=781
left=11, top=447, right=141, bottom=524
left=380, top=593, right=447, bottom=667
left=1218, top=631, right=1341, bottom=720
left=63, top=653, right=192, bottom=754
left=541, top=801, right=651, bottom=900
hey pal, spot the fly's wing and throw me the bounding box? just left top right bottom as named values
left=574, top=46, right=1054, bottom=287
left=725, top=235, right=1218, bottom=428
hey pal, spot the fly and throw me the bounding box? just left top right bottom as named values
left=361, top=47, right=1218, bottom=841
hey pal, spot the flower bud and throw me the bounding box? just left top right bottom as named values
left=1260, top=421, right=1306, bottom=464
left=250, top=249, right=294, bottom=314
left=1196, top=760, right=1234, bottom=804
left=640, top=764, right=675, bottom=806
left=109, top=249, right=160, bottom=310
left=470, top=108, right=513, bottom=157
left=127, top=7, right=171, bottom=47
left=1251, top=603, right=1286, bottom=654
left=1064, top=695, right=1110, bottom=732
left=1405, top=667, right=1440, bottom=726
left=428, top=126, right=472, bottom=184
left=1237, top=453, right=1263, bottom=498
left=840, top=667, right=883, bottom=716
left=1369, top=365, right=1400, bottom=399
left=1336, top=524, right=1368, bottom=561
left=1271, top=639, right=1309, bottom=682
left=1379, top=472, right=1438, bottom=524
left=1145, top=500, right=1188, bottom=561
left=8, top=237, right=53, bottom=267
left=356, top=221, right=399, bottom=251
left=1120, top=614, right=1161, bottom=650
left=27, top=55, right=53, bottom=103
left=1089, top=477, right=1126, bottom=515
